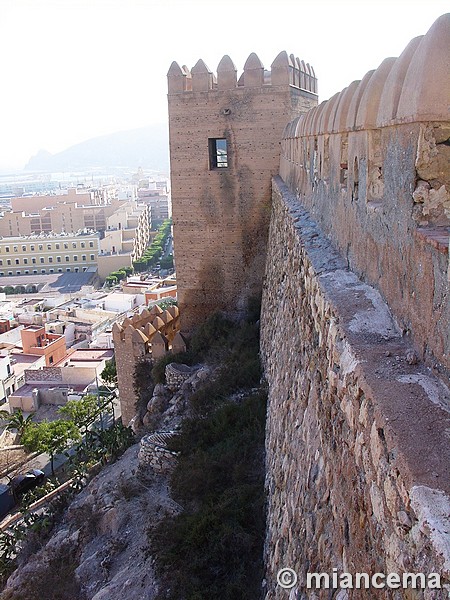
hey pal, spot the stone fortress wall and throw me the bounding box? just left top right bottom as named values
left=261, top=14, right=450, bottom=599
left=167, top=51, right=318, bottom=332
left=112, top=305, right=186, bottom=425
left=279, top=14, right=449, bottom=371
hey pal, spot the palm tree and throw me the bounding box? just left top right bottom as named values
left=4, top=409, right=34, bottom=439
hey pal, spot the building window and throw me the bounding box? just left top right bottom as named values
left=6, top=260, right=11, bottom=266
left=90, top=254, right=95, bottom=261
left=15, top=259, right=19, bottom=265
left=48, top=257, right=53, bottom=263
left=5, top=247, right=9, bottom=253
left=47, top=244, right=52, bottom=250
left=23, top=258, right=28, bottom=264
left=38, top=244, right=43, bottom=251
left=73, top=255, right=78, bottom=261
left=0, top=273, right=3, bottom=277
left=24, top=270, right=29, bottom=274
left=13, top=246, right=18, bottom=252
left=22, top=245, right=26, bottom=251
left=82, top=255, right=86, bottom=261
left=209, top=138, right=228, bottom=169
left=40, top=257, right=45, bottom=264
left=49, top=268, right=54, bottom=273
left=64, top=243, right=68, bottom=249
left=81, top=242, right=85, bottom=248
left=32, top=258, right=36, bottom=264
left=8, top=271, right=12, bottom=276
left=16, top=271, right=20, bottom=275
left=41, top=269, right=46, bottom=273
left=65, top=256, right=70, bottom=262
left=57, top=268, right=63, bottom=273
left=89, top=241, right=94, bottom=248
left=57, top=256, right=61, bottom=262
left=0, top=260, right=2, bottom=266
left=30, top=245, right=35, bottom=251
left=49, top=356, right=54, bottom=365
left=74, top=267, right=79, bottom=273
left=72, top=242, right=77, bottom=248
left=55, top=243, right=60, bottom=250
left=66, top=268, right=71, bottom=272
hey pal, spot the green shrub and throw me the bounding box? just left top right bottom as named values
left=151, top=389, right=267, bottom=600
left=188, top=312, right=235, bottom=360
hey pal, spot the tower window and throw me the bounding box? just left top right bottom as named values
left=209, top=138, right=228, bottom=169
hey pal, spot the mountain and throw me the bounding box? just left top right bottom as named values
left=24, top=124, right=170, bottom=173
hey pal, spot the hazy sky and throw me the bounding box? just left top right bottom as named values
left=0, top=0, right=448, bottom=170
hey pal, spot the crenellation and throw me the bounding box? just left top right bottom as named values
left=163, top=15, right=449, bottom=596
left=114, top=306, right=182, bottom=424
left=191, top=58, right=214, bottom=92
left=270, top=51, right=290, bottom=86
left=168, top=51, right=318, bottom=331
left=279, top=17, right=450, bottom=369
left=377, top=36, right=423, bottom=127
left=167, top=51, right=318, bottom=97
left=217, top=55, right=237, bottom=90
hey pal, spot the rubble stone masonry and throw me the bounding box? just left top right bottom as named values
left=261, top=178, right=450, bottom=599
left=261, top=16, right=450, bottom=598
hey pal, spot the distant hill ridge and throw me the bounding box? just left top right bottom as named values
left=25, top=124, right=170, bottom=172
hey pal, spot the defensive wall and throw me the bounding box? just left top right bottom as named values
left=261, top=15, right=450, bottom=598
left=167, top=51, right=318, bottom=332
left=113, top=304, right=185, bottom=425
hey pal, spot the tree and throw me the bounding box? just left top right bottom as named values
left=160, top=254, right=174, bottom=270
left=100, top=359, right=117, bottom=387
left=22, top=420, right=81, bottom=475
left=4, top=409, right=34, bottom=439
left=58, top=395, right=99, bottom=432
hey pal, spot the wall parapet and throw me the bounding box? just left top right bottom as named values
left=282, top=13, right=449, bottom=136
left=261, top=177, right=450, bottom=598
left=167, top=51, right=318, bottom=95
left=279, top=13, right=450, bottom=371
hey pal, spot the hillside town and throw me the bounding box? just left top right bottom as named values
left=0, top=173, right=177, bottom=418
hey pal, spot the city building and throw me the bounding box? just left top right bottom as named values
left=20, top=325, right=67, bottom=367
left=137, top=179, right=171, bottom=226
left=0, top=188, right=130, bottom=237
left=0, top=355, right=15, bottom=404
left=8, top=347, right=114, bottom=412
left=97, top=200, right=151, bottom=280
left=0, top=232, right=100, bottom=277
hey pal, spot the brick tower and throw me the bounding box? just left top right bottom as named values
left=167, top=51, right=318, bottom=332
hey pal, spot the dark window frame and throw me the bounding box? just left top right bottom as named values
left=209, top=138, right=228, bottom=169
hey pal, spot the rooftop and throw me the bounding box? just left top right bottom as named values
left=0, top=270, right=97, bottom=294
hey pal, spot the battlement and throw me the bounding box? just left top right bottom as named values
left=284, top=13, right=449, bottom=137
left=167, top=51, right=317, bottom=95
left=279, top=13, right=450, bottom=372
left=113, top=304, right=185, bottom=425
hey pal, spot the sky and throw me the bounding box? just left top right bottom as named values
left=0, top=0, right=448, bottom=171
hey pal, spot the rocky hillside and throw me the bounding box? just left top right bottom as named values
left=0, top=312, right=266, bottom=600
left=0, top=364, right=207, bottom=600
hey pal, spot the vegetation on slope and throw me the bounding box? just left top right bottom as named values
left=150, top=306, right=267, bottom=600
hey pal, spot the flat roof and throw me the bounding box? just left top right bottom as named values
left=11, top=383, right=88, bottom=396
left=67, top=348, right=114, bottom=361
left=0, top=271, right=97, bottom=294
